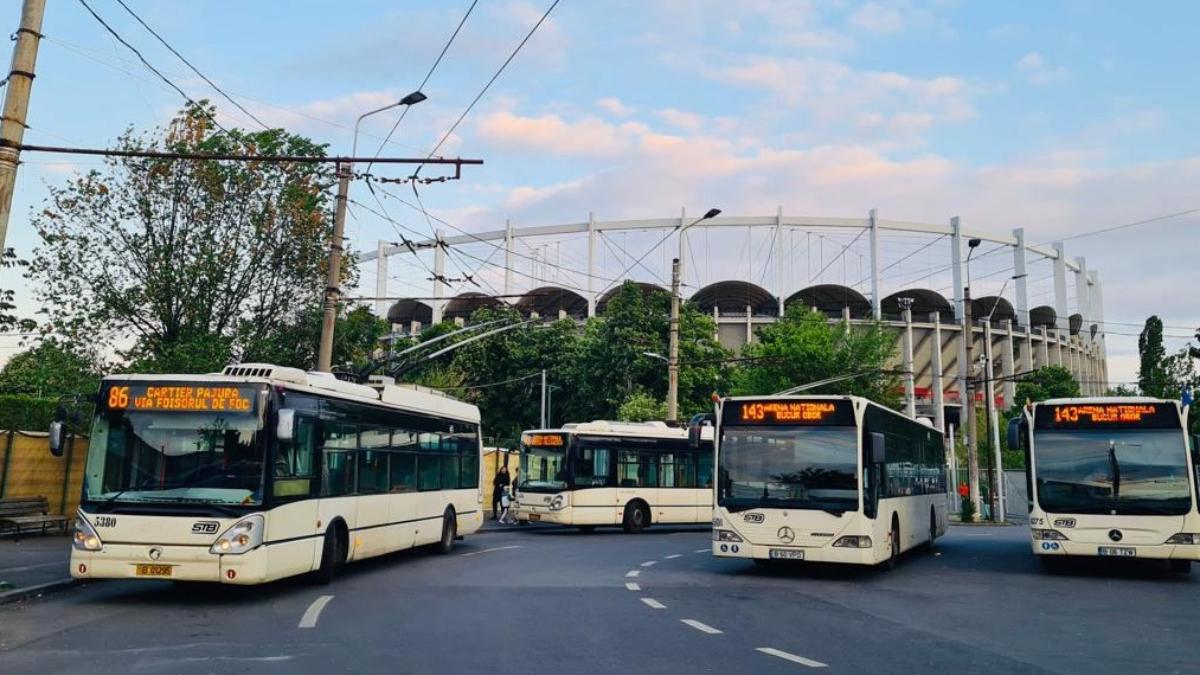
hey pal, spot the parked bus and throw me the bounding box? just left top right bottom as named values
left=50, top=363, right=483, bottom=585
left=515, top=421, right=714, bottom=532
left=1008, top=397, right=1199, bottom=573
left=707, top=396, right=947, bottom=567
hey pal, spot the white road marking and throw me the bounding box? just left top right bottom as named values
left=625, top=582, right=641, bottom=591
left=459, top=545, right=522, bottom=557
left=641, top=597, right=666, bottom=609
left=0, top=561, right=63, bottom=574
left=640, top=560, right=657, bottom=567
left=694, top=548, right=709, bottom=554
left=625, top=570, right=640, bottom=578
left=298, top=595, right=333, bottom=629
left=964, top=533, right=994, bottom=537
left=665, top=554, right=682, bottom=559
left=681, top=619, right=723, bottom=634
left=756, top=647, right=827, bottom=668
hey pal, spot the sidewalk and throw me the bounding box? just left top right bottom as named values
left=0, top=534, right=73, bottom=604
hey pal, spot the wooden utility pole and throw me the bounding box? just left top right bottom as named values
left=0, top=0, right=46, bottom=253
left=317, top=161, right=352, bottom=372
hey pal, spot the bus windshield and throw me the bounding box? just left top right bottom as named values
left=719, top=425, right=858, bottom=514
left=1034, top=429, right=1192, bottom=515
left=520, top=443, right=568, bottom=492
left=84, top=407, right=266, bottom=507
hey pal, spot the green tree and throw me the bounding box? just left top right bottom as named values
left=0, top=339, right=102, bottom=397
left=1138, top=316, right=1170, bottom=397
left=1011, top=365, right=1081, bottom=409
left=1, top=248, right=35, bottom=334
left=617, top=390, right=668, bottom=422
left=241, top=305, right=389, bottom=373
left=734, top=306, right=899, bottom=406
left=27, top=102, right=345, bottom=373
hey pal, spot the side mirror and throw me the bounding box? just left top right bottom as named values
left=687, top=413, right=714, bottom=449
left=1007, top=417, right=1026, bottom=451
left=49, top=421, right=65, bottom=457
left=869, top=432, right=886, bottom=464
left=276, top=408, right=296, bottom=442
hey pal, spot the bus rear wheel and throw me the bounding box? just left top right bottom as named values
left=622, top=502, right=650, bottom=533
left=316, top=526, right=344, bottom=585
left=1169, top=559, right=1191, bottom=574
left=437, top=509, right=457, bottom=555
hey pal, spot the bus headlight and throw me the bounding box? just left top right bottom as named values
left=72, top=515, right=103, bottom=551
left=713, top=529, right=743, bottom=542
left=1031, top=529, right=1068, bottom=541
left=1165, top=533, right=1200, bottom=544
left=549, top=495, right=566, bottom=511
left=210, top=515, right=264, bottom=555
left=832, top=535, right=872, bottom=548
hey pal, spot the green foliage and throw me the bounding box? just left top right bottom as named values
left=734, top=306, right=899, bottom=406
left=1012, top=366, right=1080, bottom=410
left=0, top=339, right=102, bottom=397
left=27, top=102, right=349, bottom=373
left=1106, top=384, right=1139, bottom=396
left=0, top=394, right=59, bottom=432
left=1138, top=316, right=1171, bottom=397
left=617, top=390, right=668, bottom=422
left=1, top=248, right=36, bottom=334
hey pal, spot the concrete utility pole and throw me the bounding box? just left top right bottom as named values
left=0, top=0, right=45, bottom=253
left=540, top=369, right=548, bottom=429
left=317, top=161, right=352, bottom=372
left=964, top=288, right=980, bottom=520
left=667, top=257, right=681, bottom=423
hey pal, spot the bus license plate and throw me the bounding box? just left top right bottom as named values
left=135, top=564, right=173, bottom=577
left=769, top=549, right=804, bottom=560
left=528, top=514, right=541, bottom=521
left=1098, top=546, right=1135, bottom=557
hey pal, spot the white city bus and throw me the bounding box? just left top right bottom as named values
left=515, top=421, right=714, bottom=532
left=50, top=363, right=483, bottom=585
left=707, top=396, right=947, bottom=567
left=1008, top=397, right=1200, bottom=573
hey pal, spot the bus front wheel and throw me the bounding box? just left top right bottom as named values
left=884, top=520, right=899, bottom=570
left=316, top=526, right=344, bottom=585
left=623, top=502, right=650, bottom=533
left=437, top=509, right=457, bottom=554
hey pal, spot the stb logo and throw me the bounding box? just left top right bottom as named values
left=744, top=513, right=765, bottom=523
left=191, top=521, right=220, bottom=535
left=777, top=526, right=796, bottom=544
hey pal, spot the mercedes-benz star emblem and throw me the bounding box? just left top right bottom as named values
left=777, top=526, right=795, bottom=544
left=148, top=547, right=162, bottom=561
left=1108, top=529, right=1123, bottom=542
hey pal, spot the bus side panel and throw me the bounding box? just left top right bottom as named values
left=415, top=491, right=448, bottom=545
left=572, top=487, right=620, bottom=525
left=694, top=488, right=713, bottom=524
left=264, top=500, right=321, bottom=580
left=317, top=496, right=359, bottom=560
left=455, top=488, right=482, bottom=535
left=353, top=493, right=393, bottom=560
left=388, top=492, right=418, bottom=551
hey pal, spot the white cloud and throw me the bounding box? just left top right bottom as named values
left=653, top=108, right=704, bottom=132
left=1016, top=52, right=1069, bottom=86
left=849, top=2, right=905, bottom=34
left=596, top=97, right=635, bottom=117
left=1016, top=52, right=1044, bottom=70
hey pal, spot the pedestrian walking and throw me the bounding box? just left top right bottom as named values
left=499, top=485, right=517, bottom=525
left=492, top=464, right=510, bottom=519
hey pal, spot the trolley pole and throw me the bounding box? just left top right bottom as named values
left=317, top=161, right=351, bottom=372
left=0, top=0, right=46, bottom=252
left=667, top=257, right=681, bottom=423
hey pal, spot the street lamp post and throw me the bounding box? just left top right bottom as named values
left=668, top=208, right=721, bottom=422
left=964, top=237, right=982, bottom=520
left=317, top=91, right=427, bottom=372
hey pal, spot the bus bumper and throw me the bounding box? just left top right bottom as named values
left=1032, top=540, right=1200, bottom=560
left=70, top=544, right=270, bottom=584
left=515, top=506, right=572, bottom=525
left=712, top=541, right=877, bottom=565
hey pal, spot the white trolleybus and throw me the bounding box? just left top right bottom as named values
left=49, top=363, right=484, bottom=585
left=707, top=396, right=948, bottom=567
left=515, top=421, right=715, bottom=532
left=1007, top=397, right=1200, bottom=573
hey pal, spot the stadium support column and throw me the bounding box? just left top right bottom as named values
left=775, top=206, right=786, bottom=316
left=375, top=240, right=388, bottom=317
left=587, top=211, right=597, bottom=317
left=1091, top=271, right=1108, bottom=390
left=902, top=304, right=916, bottom=417
left=951, top=217, right=965, bottom=321
left=931, top=312, right=945, bottom=433
left=1052, top=242, right=1069, bottom=335
left=676, top=207, right=688, bottom=309
left=1023, top=324, right=1034, bottom=374
left=1012, top=229, right=1030, bottom=327
left=1002, top=320, right=1016, bottom=409
left=1074, top=257, right=1091, bottom=394
left=504, top=219, right=514, bottom=296
left=869, top=209, right=881, bottom=320
left=432, top=229, right=445, bottom=325
left=1039, top=326, right=1050, bottom=366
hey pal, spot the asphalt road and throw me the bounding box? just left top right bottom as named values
left=0, top=524, right=1197, bottom=674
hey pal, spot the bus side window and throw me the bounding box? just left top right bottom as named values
left=698, top=449, right=713, bottom=488
left=321, top=424, right=358, bottom=497
left=274, top=417, right=316, bottom=499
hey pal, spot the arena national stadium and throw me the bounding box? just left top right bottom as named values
left=359, top=209, right=1107, bottom=429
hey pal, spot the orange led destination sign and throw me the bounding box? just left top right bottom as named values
left=523, top=433, right=565, bottom=447
left=730, top=399, right=854, bottom=426
left=1036, top=402, right=1178, bottom=430
left=106, top=384, right=256, bottom=413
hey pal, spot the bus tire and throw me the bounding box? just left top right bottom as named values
left=622, top=501, right=650, bottom=533
left=437, top=508, right=457, bottom=555
left=1169, top=559, right=1191, bottom=574
left=885, top=518, right=899, bottom=570
left=926, top=510, right=937, bottom=551
left=316, top=525, right=345, bottom=585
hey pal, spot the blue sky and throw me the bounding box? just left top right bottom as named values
left=3, top=1, right=1199, bottom=383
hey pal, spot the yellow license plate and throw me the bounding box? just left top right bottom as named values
left=135, top=564, right=173, bottom=577
left=528, top=514, right=541, bottom=521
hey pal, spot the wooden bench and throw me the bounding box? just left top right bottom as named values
left=0, top=496, right=69, bottom=539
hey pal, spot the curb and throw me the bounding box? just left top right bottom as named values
left=0, top=577, right=77, bottom=606
left=475, top=523, right=558, bottom=535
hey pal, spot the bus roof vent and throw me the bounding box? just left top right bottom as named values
left=221, top=363, right=308, bottom=385
left=306, top=371, right=381, bottom=400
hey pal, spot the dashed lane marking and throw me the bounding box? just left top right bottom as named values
left=626, top=570, right=640, bottom=578
left=756, top=647, right=828, bottom=668
left=298, top=595, right=333, bottom=629
left=625, top=582, right=641, bottom=591
left=665, top=554, right=682, bottom=559
left=681, top=619, right=723, bottom=634
left=641, top=560, right=657, bottom=567
left=641, top=598, right=666, bottom=609
left=694, top=548, right=708, bottom=553
left=459, top=545, right=522, bottom=557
